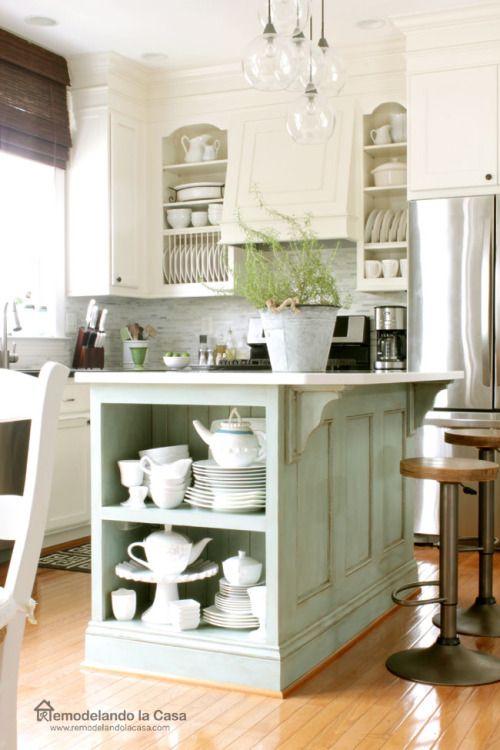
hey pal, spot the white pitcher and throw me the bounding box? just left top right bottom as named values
left=181, top=134, right=211, bottom=163
left=370, top=124, right=392, bottom=145
left=203, top=139, right=220, bottom=161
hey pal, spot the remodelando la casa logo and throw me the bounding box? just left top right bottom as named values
left=33, top=699, right=187, bottom=734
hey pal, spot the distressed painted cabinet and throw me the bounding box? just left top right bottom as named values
left=76, top=371, right=454, bottom=693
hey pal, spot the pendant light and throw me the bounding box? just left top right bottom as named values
left=286, top=2, right=322, bottom=91
left=258, top=0, right=310, bottom=36
left=243, top=0, right=297, bottom=91
left=316, top=0, right=346, bottom=94
left=286, top=82, right=335, bottom=144
left=286, top=20, right=335, bottom=145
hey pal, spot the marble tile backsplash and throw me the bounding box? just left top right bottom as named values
left=14, top=247, right=406, bottom=369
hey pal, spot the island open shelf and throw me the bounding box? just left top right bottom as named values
left=76, top=371, right=461, bottom=694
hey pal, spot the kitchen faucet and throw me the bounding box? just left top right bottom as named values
left=1, top=300, right=22, bottom=368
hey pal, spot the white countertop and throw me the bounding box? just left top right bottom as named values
left=74, top=369, right=463, bottom=386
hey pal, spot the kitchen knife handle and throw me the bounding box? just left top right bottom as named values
left=482, top=216, right=493, bottom=386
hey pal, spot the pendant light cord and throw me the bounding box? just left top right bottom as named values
left=321, top=0, right=325, bottom=38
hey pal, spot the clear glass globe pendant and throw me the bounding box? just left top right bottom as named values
left=243, top=2, right=297, bottom=90
left=286, top=82, right=335, bottom=144
left=258, top=0, right=311, bottom=35
left=317, top=36, right=347, bottom=95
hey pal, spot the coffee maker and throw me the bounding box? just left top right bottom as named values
left=374, top=306, right=406, bottom=370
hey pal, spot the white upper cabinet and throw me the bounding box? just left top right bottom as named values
left=67, top=94, right=147, bottom=297
left=221, top=99, right=358, bottom=244
left=409, top=66, right=498, bottom=195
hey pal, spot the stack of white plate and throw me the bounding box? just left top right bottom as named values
left=202, top=578, right=264, bottom=629
left=184, top=460, right=266, bottom=513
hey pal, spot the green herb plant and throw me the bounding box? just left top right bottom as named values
left=234, top=190, right=344, bottom=311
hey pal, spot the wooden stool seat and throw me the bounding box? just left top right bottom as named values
left=400, top=457, right=498, bottom=483
left=445, top=428, right=500, bottom=449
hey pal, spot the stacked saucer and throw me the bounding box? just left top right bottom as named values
left=185, top=460, right=266, bottom=513
left=169, top=599, right=200, bottom=630
left=202, top=577, right=264, bottom=629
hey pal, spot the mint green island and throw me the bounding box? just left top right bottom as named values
left=75, top=370, right=461, bottom=695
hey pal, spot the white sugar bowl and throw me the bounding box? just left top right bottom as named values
left=222, top=550, right=262, bottom=586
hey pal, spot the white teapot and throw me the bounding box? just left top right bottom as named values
left=181, top=134, right=211, bottom=163
left=127, top=525, right=211, bottom=577
left=192, top=408, right=266, bottom=468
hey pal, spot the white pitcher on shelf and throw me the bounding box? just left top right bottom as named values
left=203, top=139, right=220, bottom=161
left=180, top=133, right=211, bottom=163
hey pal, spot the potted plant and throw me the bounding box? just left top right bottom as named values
left=234, top=195, right=347, bottom=372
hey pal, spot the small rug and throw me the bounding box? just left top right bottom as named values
left=38, top=543, right=91, bottom=573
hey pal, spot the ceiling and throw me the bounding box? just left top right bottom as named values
left=0, top=0, right=492, bottom=71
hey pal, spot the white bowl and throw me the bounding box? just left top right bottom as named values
left=139, top=445, right=189, bottom=463
left=191, top=211, right=208, bottom=227
left=208, top=205, right=223, bottom=226
left=166, top=208, right=192, bottom=229
left=163, top=355, right=191, bottom=369
left=149, top=484, right=185, bottom=509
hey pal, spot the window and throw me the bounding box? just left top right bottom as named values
left=0, top=151, right=65, bottom=336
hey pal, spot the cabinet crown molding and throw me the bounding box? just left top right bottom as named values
left=392, top=3, right=500, bottom=36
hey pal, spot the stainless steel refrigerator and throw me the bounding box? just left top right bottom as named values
left=409, top=195, right=500, bottom=538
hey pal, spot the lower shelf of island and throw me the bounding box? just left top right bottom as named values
left=100, top=503, right=267, bottom=532
left=84, top=617, right=280, bottom=692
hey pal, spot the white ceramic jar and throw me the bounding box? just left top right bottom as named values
left=222, top=550, right=262, bottom=586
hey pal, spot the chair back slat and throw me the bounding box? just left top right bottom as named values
left=4, top=363, right=69, bottom=601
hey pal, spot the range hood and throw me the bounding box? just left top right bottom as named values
left=220, top=98, right=359, bottom=245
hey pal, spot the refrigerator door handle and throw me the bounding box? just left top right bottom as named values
left=482, top=217, right=493, bottom=386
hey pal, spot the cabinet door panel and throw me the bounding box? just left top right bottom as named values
left=46, top=417, right=90, bottom=532
left=409, top=66, right=497, bottom=191
left=110, top=113, right=143, bottom=290
left=67, top=108, right=110, bottom=296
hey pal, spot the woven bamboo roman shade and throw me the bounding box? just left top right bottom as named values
left=0, top=28, right=71, bottom=169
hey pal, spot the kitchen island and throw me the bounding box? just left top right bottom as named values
left=75, top=369, right=462, bottom=694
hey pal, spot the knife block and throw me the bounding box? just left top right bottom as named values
left=78, top=346, right=104, bottom=369
left=72, top=328, right=104, bottom=369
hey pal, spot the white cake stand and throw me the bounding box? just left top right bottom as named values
left=115, top=558, right=218, bottom=624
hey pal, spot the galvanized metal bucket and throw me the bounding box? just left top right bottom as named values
left=260, top=306, right=339, bottom=372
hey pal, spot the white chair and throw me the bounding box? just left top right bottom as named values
left=0, top=362, right=68, bottom=750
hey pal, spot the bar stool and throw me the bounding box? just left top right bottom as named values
left=386, top=456, right=500, bottom=686
left=435, top=429, right=500, bottom=637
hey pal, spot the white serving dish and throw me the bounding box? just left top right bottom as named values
left=175, top=182, right=224, bottom=202
left=371, top=161, right=407, bottom=187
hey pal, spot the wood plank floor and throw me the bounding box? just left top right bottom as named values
left=14, top=548, right=500, bottom=749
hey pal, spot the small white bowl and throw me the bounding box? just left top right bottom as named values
left=191, top=211, right=208, bottom=227
left=149, top=484, right=185, bottom=509
left=163, top=355, right=191, bottom=369
left=166, top=208, right=192, bottom=229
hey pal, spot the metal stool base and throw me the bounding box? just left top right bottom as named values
left=434, top=601, right=500, bottom=637
left=386, top=639, right=500, bottom=686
